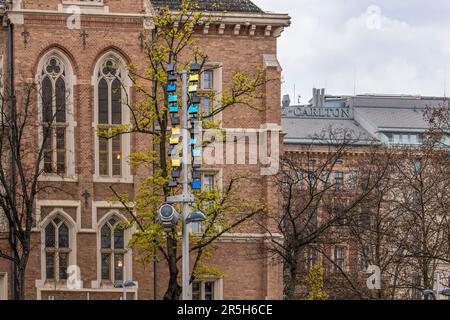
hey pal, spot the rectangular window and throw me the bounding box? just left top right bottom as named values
left=348, top=171, right=357, bottom=189
left=402, top=134, right=409, bottom=145
left=335, top=172, right=344, bottom=190
left=46, top=253, right=55, bottom=280
left=393, top=134, right=401, bottom=144
left=204, top=282, right=214, bottom=300
left=359, top=248, right=369, bottom=272
left=42, top=127, right=67, bottom=175
left=334, top=246, right=345, bottom=270
left=99, top=138, right=109, bottom=176
left=203, top=174, right=215, bottom=192
left=202, top=96, right=211, bottom=115
left=112, top=135, right=122, bottom=176
left=59, top=253, right=68, bottom=280
left=101, top=253, right=110, bottom=280
left=192, top=173, right=215, bottom=233
left=114, top=254, right=124, bottom=282
left=296, top=171, right=303, bottom=189
left=192, top=281, right=216, bottom=300
left=412, top=273, right=422, bottom=299
left=410, top=135, right=419, bottom=145
left=307, top=247, right=318, bottom=268
left=308, top=172, right=317, bottom=189
left=191, top=222, right=202, bottom=234
left=192, top=282, right=201, bottom=300
left=56, top=127, right=66, bottom=175
left=0, top=273, right=7, bottom=300
left=321, top=171, right=330, bottom=189
left=202, top=70, right=213, bottom=90
left=43, top=127, right=53, bottom=173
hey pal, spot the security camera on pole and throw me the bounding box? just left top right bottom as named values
left=156, top=63, right=206, bottom=300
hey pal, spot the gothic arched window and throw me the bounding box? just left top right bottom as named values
left=40, top=56, right=68, bottom=175
left=100, top=216, right=126, bottom=283
left=44, top=216, right=71, bottom=281
left=96, top=57, right=124, bottom=177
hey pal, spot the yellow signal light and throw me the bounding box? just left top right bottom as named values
left=171, top=127, right=181, bottom=135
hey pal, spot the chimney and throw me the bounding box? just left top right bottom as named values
left=320, top=88, right=325, bottom=108
left=312, top=88, right=318, bottom=107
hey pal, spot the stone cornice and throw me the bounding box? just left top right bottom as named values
left=3, top=8, right=290, bottom=37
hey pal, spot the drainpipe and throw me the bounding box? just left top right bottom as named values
left=6, top=18, right=17, bottom=300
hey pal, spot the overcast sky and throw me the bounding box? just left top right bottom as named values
left=253, top=0, right=450, bottom=104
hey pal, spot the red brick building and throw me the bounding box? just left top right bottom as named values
left=0, top=0, right=290, bottom=300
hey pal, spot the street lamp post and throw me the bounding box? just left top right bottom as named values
left=162, top=65, right=205, bottom=301
left=181, top=70, right=190, bottom=301
left=114, top=261, right=136, bottom=300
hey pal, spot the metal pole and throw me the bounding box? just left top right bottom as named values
left=7, top=19, right=17, bottom=301
left=123, top=264, right=127, bottom=301
left=181, top=71, right=191, bottom=300
left=435, top=272, right=440, bottom=300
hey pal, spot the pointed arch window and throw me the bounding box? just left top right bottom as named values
left=44, top=216, right=71, bottom=281
left=96, top=57, right=124, bottom=177
left=100, top=216, right=126, bottom=283
left=40, top=56, right=69, bottom=176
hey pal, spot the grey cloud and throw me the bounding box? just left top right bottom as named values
left=253, top=0, right=450, bottom=103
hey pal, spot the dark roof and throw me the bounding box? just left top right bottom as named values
left=151, top=0, right=263, bottom=13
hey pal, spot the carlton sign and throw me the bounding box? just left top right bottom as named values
left=282, top=106, right=353, bottom=119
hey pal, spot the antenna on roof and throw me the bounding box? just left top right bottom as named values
left=293, top=84, right=296, bottom=104
left=444, top=72, right=447, bottom=98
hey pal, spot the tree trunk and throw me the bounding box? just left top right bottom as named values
left=284, top=262, right=298, bottom=300
left=163, top=237, right=182, bottom=300
left=17, top=266, right=25, bottom=300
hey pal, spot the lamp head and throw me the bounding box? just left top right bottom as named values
left=186, top=211, right=207, bottom=224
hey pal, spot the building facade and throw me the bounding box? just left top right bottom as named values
left=0, top=0, right=290, bottom=300
left=281, top=88, right=450, bottom=299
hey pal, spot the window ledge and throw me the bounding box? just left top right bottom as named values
left=39, top=175, right=79, bottom=183
left=61, top=0, right=105, bottom=7
left=93, top=175, right=134, bottom=184
left=38, top=280, right=83, bottom=290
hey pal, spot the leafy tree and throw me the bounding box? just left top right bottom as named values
left=304, top=264, right=329, bottom=300
left=102, top=1, right=275, bottom=300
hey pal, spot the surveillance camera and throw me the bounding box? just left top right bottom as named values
left=157, top=204, right=180, bottom=232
